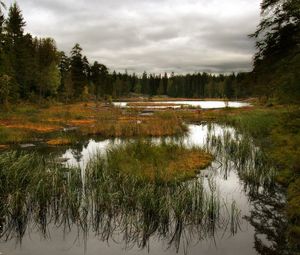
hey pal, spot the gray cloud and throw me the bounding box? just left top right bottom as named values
left=10, top=0, right=261, bottom=74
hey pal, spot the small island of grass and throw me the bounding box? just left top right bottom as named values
left=105, top=140, right=213, bottom=182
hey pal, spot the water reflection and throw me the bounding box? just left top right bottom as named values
left=113, top=101, right=251, bottom=109
left=0, top=124, right=290, bottom=255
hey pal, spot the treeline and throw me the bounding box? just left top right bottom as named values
left=0, top=1, right=299, bottom=105
left=0, top=3, right=253, bottom=105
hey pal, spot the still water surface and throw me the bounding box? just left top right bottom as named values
left=0, top=124, right=287, bottom=255
left=113, top=100, right=250, bottom=109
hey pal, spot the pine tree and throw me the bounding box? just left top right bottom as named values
left=4, top=3, right=28, bottom=97
left=58, top=51, right=70, bottom=95
left=70, top=43, right=86, bottom=99
left=5, top=3, right=25, bottom=41
left=90, top=61, right=108, bottom=99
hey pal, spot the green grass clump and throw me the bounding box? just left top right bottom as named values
left=225, top=109, right=278, bottom=139
left=104, top=140, right=213, bottom=182
left=0, top=126, right=30, bottom=144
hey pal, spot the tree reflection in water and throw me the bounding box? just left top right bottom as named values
left=0, top=123, right=292, bottom=254
left=205, top=126, right=291, bottom=255
left=0, top=150, right=240, bottom=254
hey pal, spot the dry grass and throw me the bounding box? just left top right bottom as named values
left=0, top=101, right=253, bottom=145
left=131, top=150, right=212, bottom=182
left=82, top=113, right=186, bottom=137
left=0, top=102, right=187, bottom=144
left=0, top=144, right=9, bottom=149
left=46, top=138, right=72, bottom=146
left=174, top=107, right=255, bottom=123
left=2, top=123, right=60, bottom=132
left=107, top=141, right=213, bottom=182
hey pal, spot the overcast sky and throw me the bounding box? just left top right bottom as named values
left=9, top=0, right=261, bottom=74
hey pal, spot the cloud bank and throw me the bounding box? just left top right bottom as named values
left=10, top=0, right=261, bottom=74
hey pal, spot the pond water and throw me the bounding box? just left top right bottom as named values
left=0, top=124, right=289, bottom=255
left=113, top=100, right=250, bottom=109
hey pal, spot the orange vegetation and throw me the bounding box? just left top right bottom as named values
left=148, top=151, right=213, bottom=182
left=46, top=138, right=72, bottom=146
left=3, top=123, right=60, bottom=132
left=120, top=149, right=213, bottom=182
left=81, top=116, right=186, bottom=137
left=0, top=101, right=253, bottom=144
left=68, top=119, right=96, bottom=126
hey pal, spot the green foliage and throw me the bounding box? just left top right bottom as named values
left=251, top=0, right=300, bottom=102
left=5, top=2, right=25, bottom=39
left=0, top=74, right=12, bottom=105
left=70, top=43, right=87, bottom=98
left=0, top=1, right=256, bottom=103
left=224, top=107, right=300, bottom=249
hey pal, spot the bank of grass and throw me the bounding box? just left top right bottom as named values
left=105, top=140, right=213, bottom=182
left=219, top=105, right=300, bottom=250
left=174, top=106, right=254, bottom=123
left=80, top=109, right=186, bottom=137
left=0, top=102, right=187, bottom=145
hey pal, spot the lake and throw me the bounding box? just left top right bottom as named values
left=113, top=100, right=250, bottom=109
left=0, top=123, right=288, bottom=255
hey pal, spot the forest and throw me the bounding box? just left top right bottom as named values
left=0, top=0, right=299, bottom=255
left=0, top=2, right=298, bottom=104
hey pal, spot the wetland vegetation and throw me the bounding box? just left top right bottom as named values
left=0, top=0, right=299, bottom=254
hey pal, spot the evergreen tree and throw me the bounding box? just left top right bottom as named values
left=58, top=51, right=70, bottom=95
left=90, top=61, right=108, bottom=99
left=5, top=2, right=25, bottom=40
left=141, top=71, right=149, bottom=95
left=4, top=3, right=28, bottom=97
left=35, top=38, right=59, bottom=99
left=251, top=0, right=300, bottom=101
left=70, top=43, right=86, bottom=99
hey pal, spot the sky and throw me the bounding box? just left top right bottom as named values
left=9, top=0, right=261, bottom=74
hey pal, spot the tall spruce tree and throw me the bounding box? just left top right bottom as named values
left=5, top=3, right=27, bottom=97
left=70, top=43, right=86, bottom=99
left=57, top=51, right=70, bottom=96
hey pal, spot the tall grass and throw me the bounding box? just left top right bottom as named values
left=0, top=150, right=240, bottom=251
left=205, top=125, right=276, bottom=194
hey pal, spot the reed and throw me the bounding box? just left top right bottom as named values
left=205, top=125, right=276, bottom=193
left=0, top=149, right=240, bottom=250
